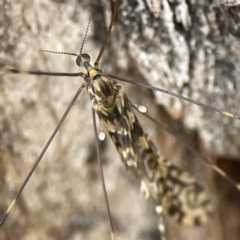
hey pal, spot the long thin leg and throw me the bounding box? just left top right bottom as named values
left=94, top=0, right=122, bottom=68
left=0, top=82, right=86, bottom=226
left=107, top=73, right=240, bottom=120
left=92, top=108, right=115, bottom=240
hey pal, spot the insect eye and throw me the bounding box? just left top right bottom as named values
left=76, top=56, right=82, bottom=67
left=81, top=53, right=90, bottom=61
left=76, top=53, right=91, bottom=67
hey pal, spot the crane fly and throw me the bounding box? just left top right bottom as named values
left=1, top=0, right=240, bottom=239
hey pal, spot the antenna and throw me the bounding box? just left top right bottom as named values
left=79, top=20, right=91, bottom=55
left=40, top=20, right=91, bottom=58
left=39, top=50, right=78, bottom=57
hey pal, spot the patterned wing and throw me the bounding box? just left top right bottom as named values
left=89, top=73, right=213, bottom=225
left=118, top=91, right=213, bottom=225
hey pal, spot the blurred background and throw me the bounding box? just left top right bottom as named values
left=0, top=0, right=240, bottom=239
